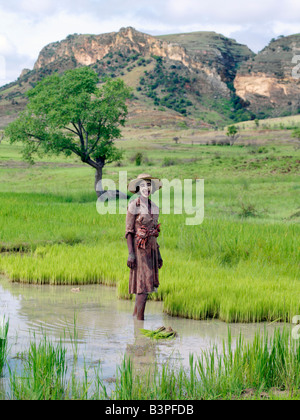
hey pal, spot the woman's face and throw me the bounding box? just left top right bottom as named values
left=139, top=179, right=152, bottom=198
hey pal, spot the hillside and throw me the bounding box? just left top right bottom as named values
left=0, top=28, right=299, bottom=129
left=235, top=34, right=300, bottom=118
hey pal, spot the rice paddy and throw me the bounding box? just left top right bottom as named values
left=0, top=196, right=298, bottom=322
left=0, top=125, right=299, bottom=399
left=0, top=128, right=299, bottom=323
left=1, top=319, right=299, bottom=400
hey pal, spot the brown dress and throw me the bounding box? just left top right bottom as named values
left=125, top=196, right=161, bottom=294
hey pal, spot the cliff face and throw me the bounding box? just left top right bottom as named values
left=157, top=31, right=254, bottom=83
left=33, top=27, right=193, bottom=69
left=34, top=27, right=253, bottom=99
left=35, top=27, right=249, bottom=71
left=1, top=27, right=299, bottom=128
left=235, top=34, right=300, bottom=117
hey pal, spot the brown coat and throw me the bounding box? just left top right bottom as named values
left=125, top=196, right=161, bottom=294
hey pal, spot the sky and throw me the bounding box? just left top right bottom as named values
left=0, top=0, right=299, bottom=86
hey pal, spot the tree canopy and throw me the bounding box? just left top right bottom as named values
left=226, top=125, right=240, bottom=146
left=5, top=67, right=132, bottom=195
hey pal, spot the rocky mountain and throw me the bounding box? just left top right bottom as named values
left=0, top=27, right=299, bottom=129
left=235, top=34, right=300, bottom=118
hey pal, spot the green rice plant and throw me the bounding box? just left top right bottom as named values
left=192, top=327, right=300, bottom=399
left=0, top=316, right=9, bottom=376
left=1, top=213, right=299, bottom=322
left=65, top=313, right=79, bottom=361
left=9, top=335, right=68, bottom=400
left=108, top=327, right=300, bottom=400
left=5, top=327, right=300, bottom=400
left=140, top=326, right=177, bottom=340
left=0, top=138, right=299, bottom=323
left=114, top=357, right=134, bottom=400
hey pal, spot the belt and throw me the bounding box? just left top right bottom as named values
left=135, top=224, right=161, bottom=249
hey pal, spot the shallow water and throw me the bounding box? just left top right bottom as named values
left=0, top=275, right=291, bottom=392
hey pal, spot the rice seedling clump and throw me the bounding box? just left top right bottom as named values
left=140, top=326, right=177, bottom=340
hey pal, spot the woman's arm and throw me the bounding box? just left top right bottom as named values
left=127, top=233, right=136, bottom=269
left=125, top=200, right=137, bottom=269
left=157, top=244, right=163, bottom=269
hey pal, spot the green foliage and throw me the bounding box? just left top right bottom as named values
left=5, top=67, right=132, bottom=167
left=0, top=316, right=9, bottom=376
left=226, top=125, right=240, bottom=145
left=292, top=127, right=300, bottom=139
left=140, top=327, right=177, bottom=340
left=0, top=134, right=299, bottom=323
left=202, top=95, right=254, bottom=123
left=138, top=59, right=193, bottom=115
left=7, top=328, right=300, bottom=399
left=227, top=125, right=238, bottom=136
left=134, top=152, right=143, bottom=166
left=162, top=157, right=178, bottom=166
left=10, top=337, right=68, bottom=400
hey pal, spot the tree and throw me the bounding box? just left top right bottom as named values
left=5, top=67, right=132, bottom=197
left=226, top=125, right=240, bottom=146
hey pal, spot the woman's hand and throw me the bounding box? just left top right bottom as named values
left=127, top=252, right=136, bottom=269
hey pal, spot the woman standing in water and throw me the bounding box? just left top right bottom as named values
left=125, top=173, right=163, bottom=321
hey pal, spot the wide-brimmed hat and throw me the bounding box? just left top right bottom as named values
left=127, top=173, right=163, bottom=194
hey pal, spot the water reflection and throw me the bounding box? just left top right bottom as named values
left=0, top=275, right=291, bottom=384
left=126, top=319, right=157, bottom=379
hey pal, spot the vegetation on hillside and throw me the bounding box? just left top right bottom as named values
left=2, top=30, right=299, bottom=129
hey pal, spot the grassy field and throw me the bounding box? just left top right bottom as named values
left=0, top=125, right=299, bottom=322
left=235, top=114, right=300, bottom=130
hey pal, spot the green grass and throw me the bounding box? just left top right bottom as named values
left=0, top=194, right=298, bottom=322
left=4, top=325, right=300, bottom=400
left=9, top=336, right=68, bottom=400
left=0, top=132, right=299, bottom=322
left=0, top=317, right=9, bottom=376
left=233, top=114, right=300, bottom=130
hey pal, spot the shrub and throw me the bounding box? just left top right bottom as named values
left=162, top=157, right=177, bottom=167
left=134, top=152, right=143, bottom=166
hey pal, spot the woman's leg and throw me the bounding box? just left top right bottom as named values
left=133, top=295, right=138, bottom=317
left=136, top=293, right=148, bottom=321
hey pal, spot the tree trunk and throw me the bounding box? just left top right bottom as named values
left=95, top=165, right=104, bottom=198
left=94, top=158, right=129, bottom=200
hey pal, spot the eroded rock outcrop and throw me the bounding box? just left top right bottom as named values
left=34, top=27, right=253, bottom=101
left=235, top=34, right=300, bottom=116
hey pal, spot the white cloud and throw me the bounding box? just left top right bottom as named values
left=272, top=21, right=300, bottom=36
left=19, top=0, right=57, bottom=15
left=167, top=0, right=300, bottom=24
left=0, top=34, right=15, bottom=55
left=0, top=0, right=300, bottom=85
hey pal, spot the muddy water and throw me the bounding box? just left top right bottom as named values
left=0, top=276, right=289, bottom=388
